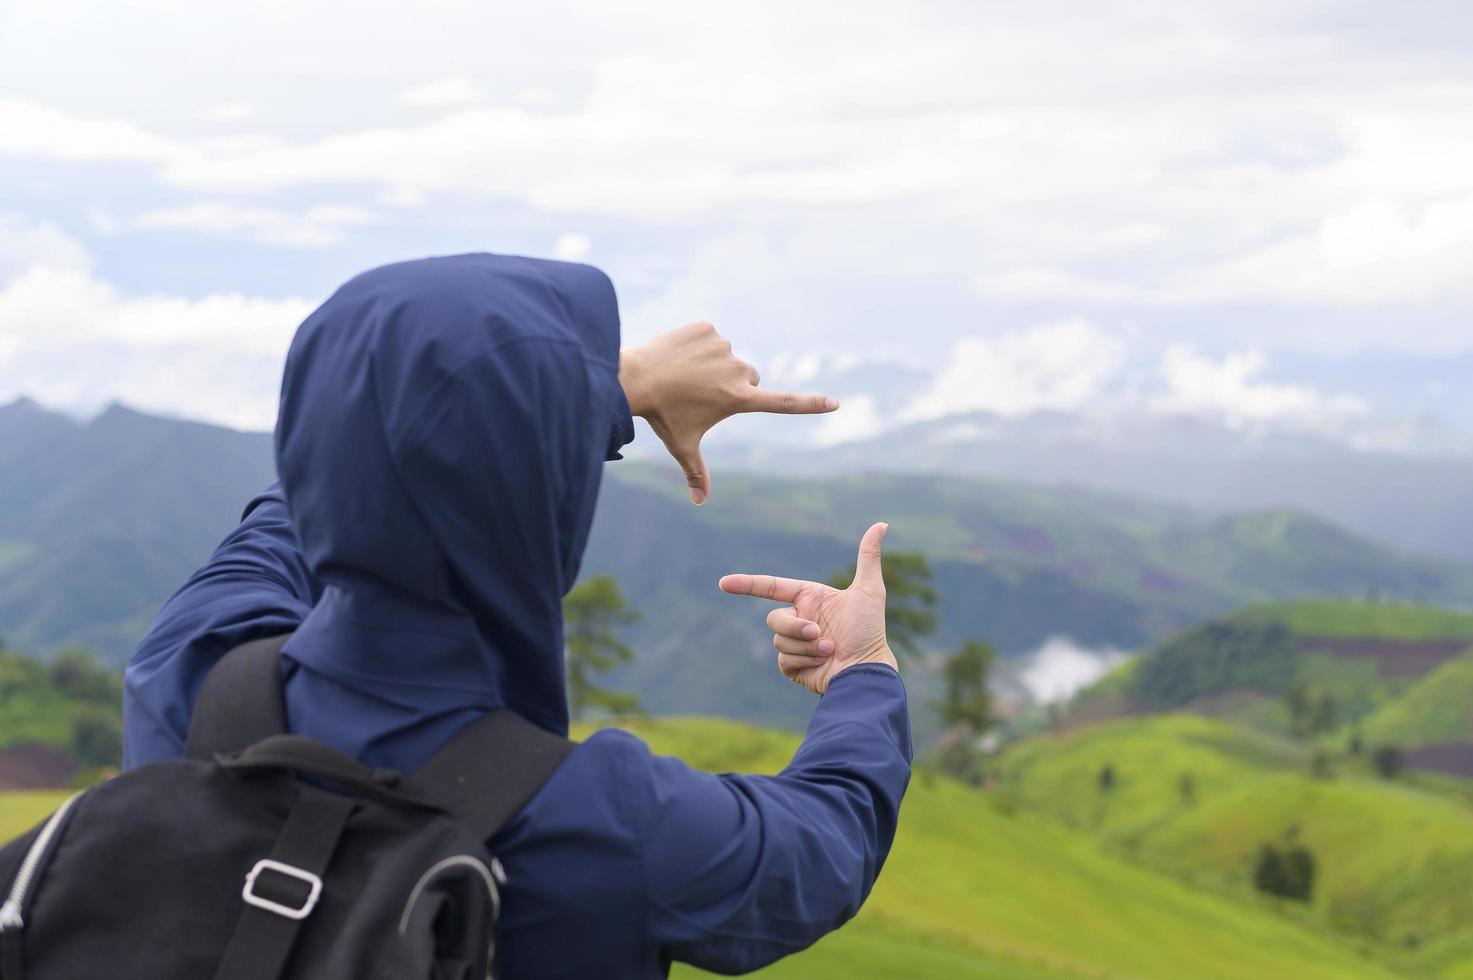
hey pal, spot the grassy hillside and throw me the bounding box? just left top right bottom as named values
left=1237, top=601, right=1473, bottom=641
left=584, top=717, right=1397, bottom=979
left=996, top=713, right=1473, bottom=975
left=1361, top=652, right=1473, bottom=748
left=1071, top=600, right=1473, bottom=740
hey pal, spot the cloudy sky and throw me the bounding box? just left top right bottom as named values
left=1, top=0, right=1470, bottom=435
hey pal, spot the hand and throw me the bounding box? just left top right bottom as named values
left=718, top=522, right=896, bottom=694
left=619, top=322, right=838, bottom=504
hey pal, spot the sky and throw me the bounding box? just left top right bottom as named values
left=1, top=0, right=1470, bottom=436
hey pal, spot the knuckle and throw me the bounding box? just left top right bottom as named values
left=781, top=392, right=798, bottom=413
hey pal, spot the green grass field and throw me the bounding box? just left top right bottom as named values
left=997, top=713, right=1473, bottom=975
left=2, top=717, right=1406, bottom=979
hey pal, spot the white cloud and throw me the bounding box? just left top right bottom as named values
left=812, top=394, right=880, bottom=447
left=0, top=215, right=92, bottom=279
left=398, top=78, right=479, bottom=108
left=1154, top=345, right=1365, bottom=426
left=86, top=209, right=119, bottom=237
left=378, top=186, right=427, bottom=208
left=554, top=232, right=591, bottom=261
left=205, top=102, right=259, bottom=122
left=0, top=264, right=311, bottom=429
left=973, top=267, right=1141, bottom=305
left=135, top=202, right=376, bottom=247
left=903, top=320, right=1126, bottom=422
left=0, top=97, right=178, bottom=163
left=1017, top=637, right=1130, bottom=705
left=0, top=0, right=1469, bottom=362
left=1167, top=197, right=1473, bottom=306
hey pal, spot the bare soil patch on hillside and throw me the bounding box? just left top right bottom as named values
left=1406, top=742, right=1473, bottom=777
left=1298, top=635, right=1469, bottom=679
left=0, top=744, right=76, bottom=789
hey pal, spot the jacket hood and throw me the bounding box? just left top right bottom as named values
left=275, top=254, right=627, bottom=744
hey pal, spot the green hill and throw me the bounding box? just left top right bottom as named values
left=1361, top=652, right=1473, bottom=749
left=1071, top=600, right=1473, bottom=740
left=996, top=713, right=1473, bottom=974
left=2, top=716, right=1399, bottom=979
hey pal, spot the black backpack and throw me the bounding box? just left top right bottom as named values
left=0, top=634, right=572, bottom=980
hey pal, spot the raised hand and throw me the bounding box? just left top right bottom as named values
left=719, top=523, right=896, bottom=694
left=618, top=322, right=839, bottom=505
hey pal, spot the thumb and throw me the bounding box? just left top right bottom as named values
left=672, top=439, right=710, bottom=505
left=852, top=522, right=888, bottom=590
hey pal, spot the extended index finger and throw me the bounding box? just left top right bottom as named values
left=719, top=573, right=807, bottom=603
left=741, top=389, right=840, bottom=415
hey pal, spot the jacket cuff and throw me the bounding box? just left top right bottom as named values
left=606, top=387, right=636, bottom=461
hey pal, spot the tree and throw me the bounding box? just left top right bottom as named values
left=72, top=708, right=122, bottom=768
left=1310, top=692, right=1336, bottom=734
left=935, top=640, right=996, bottom=779
left=1285, top=681, right=1313, bottom=737
left=562, top=575, right=640, bottom=721
left=1254, top=842, right=1315, bottom=902
left=828, top=550, right=937, bottom=659
left=1371, top=745, right=1405, bottom=780
left=938, top=640, right=995, bottom=733
left=50, top=648, right=120, bottom=704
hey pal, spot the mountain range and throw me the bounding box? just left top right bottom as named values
left=2, top=397, right=1471, bottom=733
left=704, top=406, right=1473, bottom=565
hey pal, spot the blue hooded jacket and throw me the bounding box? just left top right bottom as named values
left=123, top=254, right=913, bottom=977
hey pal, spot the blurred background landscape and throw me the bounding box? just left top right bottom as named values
left=2, top=1, right=1473, bottom=977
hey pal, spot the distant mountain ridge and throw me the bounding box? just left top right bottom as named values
left=3, top=400, right=1471, bottom=732
left=709, top=406, right=1473, bottom=564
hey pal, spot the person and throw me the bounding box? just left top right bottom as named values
left=123, top=254, right=912, bottom=977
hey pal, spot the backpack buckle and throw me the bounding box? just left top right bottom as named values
left=242, top=859, right=323, bottom=920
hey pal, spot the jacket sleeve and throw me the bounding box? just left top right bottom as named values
left=637, top=664, right=912, bottom=973
left=122, top=483, right=320, bottom=768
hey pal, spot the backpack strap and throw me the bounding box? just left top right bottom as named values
left=184, top=633, right=294, bottom=760
left=186, top=632, right=574, bottom=840
left=210, top=787, right=355, bottom=980
left=412, top=709, right=575, bottom=841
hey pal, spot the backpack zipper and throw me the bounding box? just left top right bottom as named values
left=0, top=791, right=85, bottom=932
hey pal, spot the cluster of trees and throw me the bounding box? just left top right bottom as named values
left=50, top=649, right=123, bottom=769
left=0, top=641, right=122, bottom=770
left=1254, top=839, right=1316, bottom=902
left=1128, top=621, right=1297, bottom=708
